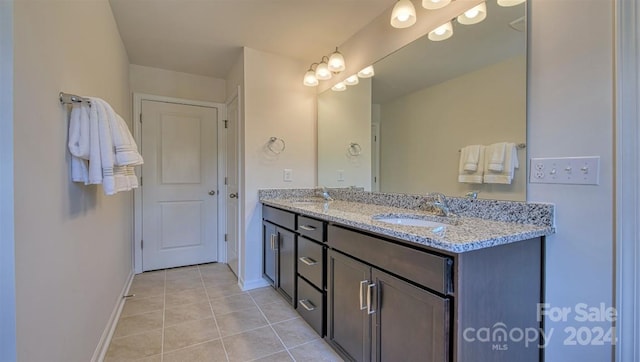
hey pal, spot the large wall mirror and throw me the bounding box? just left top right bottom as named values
left=318, top=1, right=527, bottom=201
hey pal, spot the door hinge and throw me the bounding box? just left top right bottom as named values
left=141, top=240, right=143, bottom=249
left=224, top=234, right=228, bottom=242
left=224, top=177, right=228, bottom=185
left=224, top=120, right=228, bottom=128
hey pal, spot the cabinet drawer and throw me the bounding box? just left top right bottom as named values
left=328, top=225, right=453, bottom=295
left=297, top=276, right=324, bottom=336
left=263, top=205, right=295, bottom=230
left=297, top=215, right=325, bottom=242
left=297, top=237, right=324, bottom=289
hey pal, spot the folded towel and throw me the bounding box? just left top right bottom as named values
left=460, top=145, right=482, bottom=171
left=68, top=104, right=91, bottom=183
left=458, top=145, right=485, bottom=184
left=483, top=142, right=519, bottom=184
left=487, top=142, right=507, bottom=172
left=102, top=102, right=144, bottom=166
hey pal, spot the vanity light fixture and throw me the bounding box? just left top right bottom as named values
left=428, top=21, right=453, bottom=41
left=422, top=0, right=451, bottom=10
left=497, top=0, right=525, bottom=7
left=344, top=74, right=360, bottom=86
left=303, top=64, right=319, bottom=86
left=328, top=48, right=346, bottom=73
left=457, top=2, right=487, bottom=25
left=331, top=82, right=347, bottom=92
left=390, top=0, right=417, bottom=28
left=315, top=57, right=332, bottom=80
left=357, top=65, right=375, bottom=78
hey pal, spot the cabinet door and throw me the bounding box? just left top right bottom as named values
left=327, top=250, right=372, bottom=362
left=277, top=227, right=296, bottom=304
left=262, top=221, right=277, bottom=286
left=372, top=269, right=450, bottom=362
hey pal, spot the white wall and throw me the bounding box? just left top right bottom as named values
left=528, top=1, right=614, bottom=361
left=241, top=47, right=316, bottom=289
left=129, top=64, right=226, bottom=102
left=0, top=1, right=16, bottom=361
left=13, top=1, right=132, bottom=360
left=318, top=78, right=372, bottom=189
left=379, top=56, right=526, bottom=201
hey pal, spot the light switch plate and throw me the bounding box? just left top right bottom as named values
left=283, top=169, right=293, bottom=182
left=529, top=157, right=600, bottom=185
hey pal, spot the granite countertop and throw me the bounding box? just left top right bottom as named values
left=261, top=196, right=555, bottom=253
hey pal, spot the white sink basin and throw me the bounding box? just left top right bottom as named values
left=373, top=214, right=448, bottom=229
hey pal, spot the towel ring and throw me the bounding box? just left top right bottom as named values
left=348, top=142, right=362, bottom=156
left=267, top=137, right=286, bottom=154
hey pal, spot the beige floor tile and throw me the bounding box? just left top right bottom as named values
left=252, top=350, right=294, bottom=362
left=249, top=287, right=283, bottom=306
left=165, top=278, right=205, bottom=293
left=258, top=300, right=298, bottom=324
left=165, top=287, right=208, bottom=307
left=223, top=326, right=285, bottom=362
left=271, top=318, right=320, bottom=349
left=162, top=339, right=227, bottom=362
left=134, top=270, right=166, bottom=282
left=199, top=262, right=231, bottom=272
left=128, top=282, right=166, bottom=299
left=164, top=301, right=214, bottom=327
left=216, top=306, right=268, bottom=337
left=132, top=355, right=162, bottom=362
left=165, top=268, right=202, bottom=281
left=210, top=293, right=257, bottom=316
left=163, top=317, right=220, bottom=352
left=206, top=283, right=244, bottom=299
left=104, top=329, right=162, bottom=361
left=288, top=339, right=343, bottom=362
left=121, top=296, right=164, bottom=317
left=113, top=310, right=163, bottom=338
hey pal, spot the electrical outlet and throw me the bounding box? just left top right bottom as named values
left=529, top=157, right=600, bottom=185
left=283, top=169, right=293, bottom=182
left=337, top=170, right=344, bottom=182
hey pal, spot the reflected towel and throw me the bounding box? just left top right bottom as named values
left=486, top=142, right=507, bottom=172
left=458, top=145, right=485, bottom=184
left=483, top=143, right=519, bottom=184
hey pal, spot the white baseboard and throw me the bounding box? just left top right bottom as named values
left=239, top=277, right=271, bottom=291
left=91, top=271, right=134, bottom=362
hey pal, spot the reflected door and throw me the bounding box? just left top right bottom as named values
left=141, top=100, right=218, bottom=271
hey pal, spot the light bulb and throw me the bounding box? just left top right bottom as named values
left=435, top=27, right=446, bottom=36
left=315, top=61, right=332, bottom=80
left=328, top=49, right=346, bottom=73
left=357, top=65, right=375, bottom=78
left=345, top=75, right=359, bottom=86
left=457, top=2, right=487, bottom=25
left=428, top=21, right=453, bottom=41
left=497, top=0, right=525, bottom=7
left=331, top=82, right=347, bottom=92
left=303, top=69, right=318, bottom=87
left=390, top=0, right=416, bottom=29
left=422, top=0, right=451, bottom=10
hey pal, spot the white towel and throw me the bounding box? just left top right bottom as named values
left=486, top=142, right=507, bottom=172
left=458, top=145, right=485, bottom=184
left=483, top=142, right=519, bottom=184
left=102, top=102, right=144, bottom=166
left=68, top=104, right=90, bottom=183
left=460, top=145, right=482, bottom=171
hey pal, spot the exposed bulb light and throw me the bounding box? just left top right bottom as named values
left=315, top=58, right=332, bottom=80
left=345, top=74, right=359, bottom=86
left=331, top=82, right=347, bottom=92
left=390, top=0, right=417, bottom=29
left=497, top=0, right=525, bottom=7
left=422, top=0, right=451, bottom=10
left=328, top=48, right=346, bottom=73
left=457, top=2, right=487, bottom=25
left=357, top=65, right=375, bottom=78
left=303, top=67, right=319, bottom=87
left=428, top=21, right=453, bottom=41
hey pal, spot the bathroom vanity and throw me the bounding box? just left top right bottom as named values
left=260, top=189, right=554, bottom=362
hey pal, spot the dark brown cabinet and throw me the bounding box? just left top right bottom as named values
left=262, top=206, right=297, bottom=305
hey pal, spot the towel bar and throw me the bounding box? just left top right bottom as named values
left=59, top=92, right=91, bottom=105
left=458, top=143, right=526, bottom=152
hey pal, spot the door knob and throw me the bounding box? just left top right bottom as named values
left=208, top=190, right=216, bottom=196
left=229, top=193, right=238, bottom=198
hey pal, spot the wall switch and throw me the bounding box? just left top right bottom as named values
left=337, top=170, right=344, bottom=182
left=283, top=169, right=293, bottom=182
left=529, top=157, right=600, bottom=185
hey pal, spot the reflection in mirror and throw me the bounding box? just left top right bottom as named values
left=317, top=1, right=526, bottom=201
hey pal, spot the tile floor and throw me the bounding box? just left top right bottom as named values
left=105, top=263, right=343, bottom=361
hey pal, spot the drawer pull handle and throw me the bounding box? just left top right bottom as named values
left=367, top=283, right=376, bottom=315
left=299, top=256, right=317, bottom=266
left=299, top=225, right=317, bottom=231
left=270, top=234, right=278, bottom=250
left=359, top=280, right=368, bottom=310
left=299, top=299, right=316, bottom=311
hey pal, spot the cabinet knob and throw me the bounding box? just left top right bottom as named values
left=208, top=190, right=216, bottom=196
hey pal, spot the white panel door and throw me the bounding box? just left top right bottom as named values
left=225, top=94, right=240, bottom=276
left=141, top=100, right=218, bottom=271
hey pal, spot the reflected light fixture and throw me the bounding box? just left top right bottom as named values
left=328, top=48, right=346, bottom=73
left=315, top=57, right=332, bottom=80
left=422, top=0, right=451, bottom=10
left=428, top=21, right=453, bottom=41
left=390, top=0, right=417, bottom=28
left=331, top=82, right=347, bottom=92
left=498, top=0, right=525, bottom=6
left=303, top=65, right=319, bottom=87
left=457, top=2, right=487, bottom=25
left=345, top=74, right=360, bottom=86
left=357, top=65, right=375, bottom=78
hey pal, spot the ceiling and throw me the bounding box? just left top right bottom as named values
left=109, top=0, right=396, bottom=79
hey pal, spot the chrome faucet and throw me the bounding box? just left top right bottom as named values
left=318, top=186, right=333, bottom=201
left=426, top=192, right=455, bottom=217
